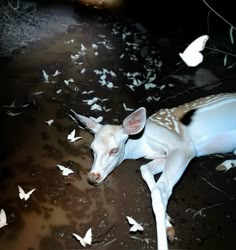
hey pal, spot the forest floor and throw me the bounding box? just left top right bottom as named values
left=0, top=4, right=236, bottom=250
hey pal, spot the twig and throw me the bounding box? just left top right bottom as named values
left=7, top=0, right=19, bottom=10
left=200, top=176, right=234, bottom=200
left=103, top=238, right=117, bottom=247
left=202, top=0, right=236, bottom=29
left=130, top=235, right=156, bottom=246
left=192, top=202, right=223, bottom=219
left=93, top=224, right=115, bottom=241
left=205, top=46, right=236, bottom=57
left=161, top=64, right=185, bottom=82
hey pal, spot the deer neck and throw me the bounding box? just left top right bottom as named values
left=124, top=133, right=147, bottom=160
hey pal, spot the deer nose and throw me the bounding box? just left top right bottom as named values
left=88, top=172, right=101, bottom=185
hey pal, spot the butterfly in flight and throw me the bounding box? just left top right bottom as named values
left=179, top=35, right=209, bottom=67
left=126, top=216, right=144, bottom=232
left=18, top=185, right=36, bottom=201
left=72, top=228, right=92, bottom=247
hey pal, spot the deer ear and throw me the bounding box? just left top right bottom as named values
left=70, top=109, right=102, bottom=133
left=122, top=107, right=146, bottom=135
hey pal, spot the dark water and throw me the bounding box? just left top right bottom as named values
left=0, top=6, right=236, bottom=250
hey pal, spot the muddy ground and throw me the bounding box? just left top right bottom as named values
left=0, top=4, right=236, bottom=250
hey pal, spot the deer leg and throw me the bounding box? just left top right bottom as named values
left=151, top=180, right=169, bottom=250
left=149, top=148, right=195, bottom=250
left=216, top=149, right=236, bottom=171
left=140, top=158, right=166, bottom=191
left=140, top=159, right=175, bottom=245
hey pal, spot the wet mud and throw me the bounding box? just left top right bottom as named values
left=0, top=7, right=236, bottom=250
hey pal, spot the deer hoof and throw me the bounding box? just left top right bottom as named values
left=167, top=226, right=175, bottom=244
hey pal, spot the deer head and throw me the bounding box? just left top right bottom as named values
left=71, top=108, right=146, bottom=185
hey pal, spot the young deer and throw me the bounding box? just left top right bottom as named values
left=71, top=93, right=236, bottom=250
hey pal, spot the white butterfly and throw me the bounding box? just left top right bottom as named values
left=42, top=70, right=49, bottom=82
left=92, top=43, right=98, bottom=49
left=52, top=70, right=61, bottom=77
left=145, top=83, right=156, bottom=90
left=21, top=103, right=30, bottom=108
left=123, top=103, right=134, bottom=112
left=18, top=185, right=36, bottom=201
left=2, top=99, right=16, bottom=108
left=89, top=116, right=103, bottom=123
left=33, top=91, right=45, bottom=96
left=64, top=78, right=74, bottom=86
left=57, top=164, right=74, bottom=176
left=81, top=44, right=86, bottom=52
left=81, top=90, right=94, bottom=95
left=0, top=209, right=7, bottom=228
left=67, top=129, right=82, bottom=143
left=126, top=216, right=144, bottom=232
left=179, top=35, right=209, bottom=67
left=91, top=103, right=102, bottom=111
left=72, top=228, right=92, bottom=247
left=6, top=110, right=22, bottom=116
left=80, top=68, right=86, bottom=74
left=44, top=119, right=54, bottom=126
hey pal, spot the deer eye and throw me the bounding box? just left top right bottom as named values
left=109, top=148, right=118, bottom=155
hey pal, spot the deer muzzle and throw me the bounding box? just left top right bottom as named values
left=87, top=172, right=102, bottom=185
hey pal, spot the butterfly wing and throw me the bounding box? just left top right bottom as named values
left=42, top=70, right=49, bottom=81
left=90, top=116, right=103, bottom=123
left=126, top=216, right=137, bottom=226
left=25, top=188, right=36, bottom=200
left=57, top=165, right=74, bottom=176
left=179, top=51, right=203, bottom=67
left=67, top=129, right=75, bottom=140
left=63, top=168, right=74, bottom=176
left=130, top=223, right=144, bottom=232
left=0, top=209, right=7, bottom=228
left=70, top=136, right=82, bottom=143
left=72, top=233, right=86, bottom=247
left=18, top=185, right=26, bottom=200
left=179, top=35, right=209, bottom=67
left=57, top=164, right=66, bottom=171
left=68, top=130, right=82, bottom=142
left=84, top=228, right=92, bottom=245
left=48, top=119, right=54, bottom=126
left=183, top=35, right=209, bottom=54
